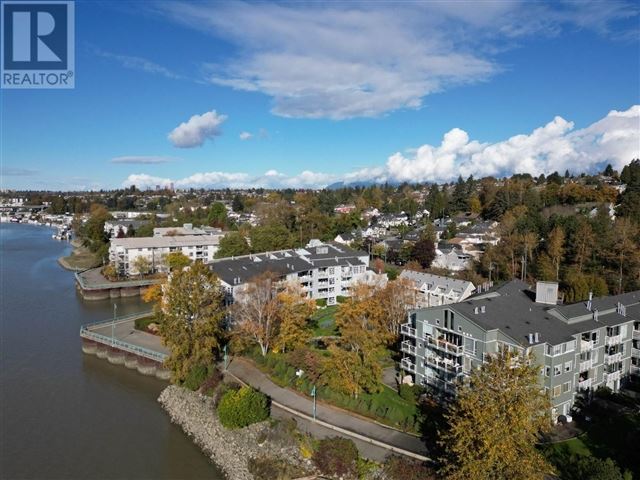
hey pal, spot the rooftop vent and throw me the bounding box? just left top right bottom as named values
left=480, top=305, right=486, bottom=313
left=474, top=307, right=479, bottom=314
left=535, top=281, right=558, bottom=305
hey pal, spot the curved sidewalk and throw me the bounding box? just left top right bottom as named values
left=224, top=357, right=430, bottom=461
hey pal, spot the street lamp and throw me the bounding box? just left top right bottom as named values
left=223, top=344, right=228, bottom=370
left=311, top=385, right=317, bottom=421
left=112, top=303, right=117, bottom=346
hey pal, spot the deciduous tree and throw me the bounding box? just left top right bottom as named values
left=439, top=349, right=553, bottom=480
left=216, top=231, right=251, bottom=258
left=273, top=283, right=315, bottom=353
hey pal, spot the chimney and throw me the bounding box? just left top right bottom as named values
left=480, top=305, right=486, bottom=313
left=593, top=309, right=599, bottom=322
left=528, top=333, right=534, bottom=344
left=534, top=332, right=540, bottom=343
left=474, top=307, right=479, bottom=314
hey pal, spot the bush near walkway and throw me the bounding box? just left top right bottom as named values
left=312, top=437, right=358, bottom=479
left=217, top=386, right=270, bottom=429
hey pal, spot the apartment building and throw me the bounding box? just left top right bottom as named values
left=398, top=270, right=475, bottom=308
left=400, top=280, right=640, bottom=421
left=210, top=241, right=387, bottom=305
left=109, top=235, right=220, bottom=276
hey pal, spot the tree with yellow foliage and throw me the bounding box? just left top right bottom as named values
left=273, top=283, right=315, bottom=353
left=439, top=348, right=553, bottom=480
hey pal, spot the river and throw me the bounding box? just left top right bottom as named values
left=0, top=223, right=223, bottom=479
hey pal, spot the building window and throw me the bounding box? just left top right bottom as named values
left=553, top=385, right=561, bottom=398
left=562, top=381, right=571, bottom=393
left=553, top=345, right=562, bottom=356
left=545, top=366, right=550, bottom=377
left=564, top=361, right=572, bottom=373
left=554, top=365, right=561, bottom=376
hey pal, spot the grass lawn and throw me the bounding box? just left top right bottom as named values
left=548, top=435, right=592, bottom=457
left=134, top=315, right=158, bottom=332
left=311, top=305, right=339, bottom=337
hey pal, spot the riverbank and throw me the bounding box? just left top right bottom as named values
left=159, top=385, right=314, bottom=480
left=58, top=239, right=99, bottom=271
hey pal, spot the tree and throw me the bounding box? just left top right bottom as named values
left=217, top=386, right=269, bottom=429
left=573, top=219, right=594, bottom=272
left=207, top=202, right=227, bottom=227
left=546, top=226, right=564, bottom=281
left=158, top=262, right=226, bottom=383
left=273, top=283, right=314, bottom=353
left=379, top=278, right=417, bottom=343
left=216, top=231, right=251, bottom=258
left=553, top=455, right=630, bottom=480
left=610, top=218, right=639, bottom=294
left=250, top=224, right=292, bottom=252
left=164, top=252, right=191, bottom=271
left=411, top=237, right=436, bottom=269
left=323, top=344, right=381, bottom=399
left=133, top=255, right=152, bottom=277
left=439, top=348, right=553, bottom=480
left=231, top=273, right=280, bottom=356
left=232, top=194, right=245, bottom=212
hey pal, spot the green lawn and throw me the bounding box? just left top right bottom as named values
left=311, top=305, right=339, bottom=337
left=547, top=435, right=592, bottom=457
left=134, top=315, right=158, bottom=332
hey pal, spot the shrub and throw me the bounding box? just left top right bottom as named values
left=182, top=364, right=209, bottom=391
left=247, top=455, right=302, bottom=480
left=336, top=295, right=348, bottom=303
left=299, top=434, right=316, bottom=459
left=383, top=456, right=436, bottom=480
left=315, top=298, right=327, bottom=307
left=217, top=386, right=270, bottom=429
left=312, top=437, right=358, bottom=478
left=398, top=383, right=420, bottom=402
left=199, top=367, right=223, bottom=396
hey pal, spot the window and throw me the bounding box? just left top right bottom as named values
left=545, top=366, right=550, bottom=377
left=553, top=385, right=561, bottom=398
left=565, top=340, right=576, bottom=353
left=553, top=345, right=562, bottom=356
left=563, top=381, right=571, bottom=393
left=564, top=361, right=572, bottom=373
left=554, top=365, right=561, bottom=376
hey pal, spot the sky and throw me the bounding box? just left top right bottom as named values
left=1, top=0, right=639, bottom=191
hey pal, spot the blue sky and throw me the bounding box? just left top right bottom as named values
left=1, top=0, right=639, bottom=190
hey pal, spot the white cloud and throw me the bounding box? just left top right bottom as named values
left=91, top=47, right=184, bottom=80
left=124, top=105, right=639, bottom=189
left=156, top=1, right=637, bottom=120
left=168, top=110, right=227, bottom=148
left=239, top=131, right=253, bottom=140
left=110, top=155, right=175, bottom=164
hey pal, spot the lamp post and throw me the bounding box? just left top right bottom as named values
left=223, top=344, right=228, bottom=370
left=311, top=385, right=317, bottom=421
left=112, top=303, right=117, bottom=346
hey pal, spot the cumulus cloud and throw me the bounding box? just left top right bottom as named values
left=123, top=105, right=639, bottom=189
left=168, top=110, right=227, bottom=148
left=239, top=131, right=253, bottom=140
left=155, top=1, right=637, bottom=119
left=110, top=155, right=175, bottom=164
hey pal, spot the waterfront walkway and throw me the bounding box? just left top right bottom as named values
left=224, top=357, right=430, bottom=462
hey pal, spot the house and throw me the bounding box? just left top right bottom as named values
left=334, top=232, right=357, bottom=245
left=431, top=244, right=472, bottom=271
left=400, top=280, right=640, bottom=421
left=334, top=204, right=357, bottom=214
left=109, top=235, right=221, bottom=276
left=104, top=219, right=149, bottom=238
left=211, top=241, right=387, bottom=306
left=153, top=223, right=223, bottom=237
left=399, top=270, right=475, bottom=307
left=452, top=211, right=480, bottom=228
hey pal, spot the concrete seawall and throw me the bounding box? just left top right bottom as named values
left=81, top=339, right=170, bottom=380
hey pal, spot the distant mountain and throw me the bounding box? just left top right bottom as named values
left=326, top=179, right=399, bottom=190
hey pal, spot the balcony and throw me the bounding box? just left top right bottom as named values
left=425, top=355, right=463, bottom=374
left=605, top=335, right=622, bottom=347
left=298, top=275, right=312, bottom=282
left=580, top=339, right=594, bottom=352
left=401, top=323, right=417, bottom=338
left=422, top=375, right=456, bottom=394
left=631, top=347, right=640, bottom=358
left=605, top=352, right=623, bottom=365
left=577, top=378, right=592, bottom=390
left=633, top=330, right=640, bottom=340
left=426, top=336, right=464, bottom=356
left=631, top=365, right=640, bottom=376
left=401, top=340, right=417, bottom=356
left=400, top=357, right=416, bottom=373
left=578, top=359, right=593, bottom=372
left=605, top=370, right=621, bottom=383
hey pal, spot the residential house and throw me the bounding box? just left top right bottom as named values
left=399, top=270, right=475, bottom=308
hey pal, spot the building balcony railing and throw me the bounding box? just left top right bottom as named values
left=578, top=359, right=594, bottom=372
left=401, top=340, right=417, bottom=356
left=605, top=352, right=623, bottom=365
left=422, top=375, right=456, bottom=394
left=425, top=355, right=463, bottom=374
left=400, top=357, right=416, bottom=373
left=426, top=336, right=464, bottom=356
left=604, top=370, right=621, bottom=383
left=577, top=378, right=592, bottom=391
left=631, top=347, right=640, bottom=358
left=605, top=335, right=622, bottom=347
left=298, top=275, right=312, bottom=282
left=631, top=365, right=640, bottom=376
left=633, top=330, right=640, bottom=340
left=580, top=339, right=594, bottom=352
left=401, top=323, right=417, bottom=338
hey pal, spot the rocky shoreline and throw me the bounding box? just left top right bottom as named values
left=158, top=385, right=311, bottom=480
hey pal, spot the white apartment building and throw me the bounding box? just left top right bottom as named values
left=211, top=241, right=387, bottom=306
left=109, top=235, right=220, bottom=276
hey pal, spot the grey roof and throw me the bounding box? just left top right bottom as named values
left=444, top=280, right=640, bottom=347
left=111, top=235, right=220, bottom=249
left=399, top=270, right=474, bottom=295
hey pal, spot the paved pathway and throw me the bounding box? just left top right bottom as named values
left=90, top=319, right=170, bottom=355
left=225, top=357, right=429, bottom=460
